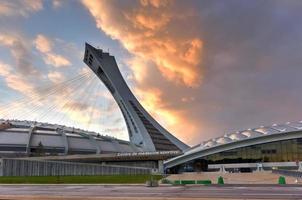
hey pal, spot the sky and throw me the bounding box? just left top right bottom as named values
left=0, top=0, right=302, bottom=146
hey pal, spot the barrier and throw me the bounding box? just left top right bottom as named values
left=181, top=180, right=195, bottom=184
left=0, top=158, right=151, bottom=176
left=196, top=180, right=212, bottom=185
left=173, top=180, right=212, bottom=185
left=272, top=169, right=302, bottom=178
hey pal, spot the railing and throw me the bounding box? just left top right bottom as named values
left=272, top=169, right=302, bottom=178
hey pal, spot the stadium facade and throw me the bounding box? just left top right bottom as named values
left=0, top=119, right=142, bottom=157
left=165, top=122, right=302, bottom=172
left=0, top=43, right=301, bottom=173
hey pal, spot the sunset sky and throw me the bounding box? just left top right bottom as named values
left=0, top=0, right=302, bottom=146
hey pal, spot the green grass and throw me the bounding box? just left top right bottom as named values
left=0, top=175, right=163, bottom=184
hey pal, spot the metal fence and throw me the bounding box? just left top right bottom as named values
left=0, top=158, right=151, bottom=176
left=272, top=169, right=302, bottom=178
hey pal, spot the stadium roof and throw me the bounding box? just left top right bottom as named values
left=165, top=121, right=302, bottom=168
left=0, top=119, right=143, bottom=155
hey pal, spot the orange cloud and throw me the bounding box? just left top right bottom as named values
left=0, top=0, right=43, bottom=17
left=34, top=34, right=52, bottom=53
left=135, top=87, right=198, bottom=142
left=0, top=62, right=10, bottom=76
left=81, top=0, right=203, bottom=87
left=47, top=71, right=65, bottom=83
left=44, top=53, right=71, bottom=67
left=34, top=34, right=71, bottom=67
left=0, top=61, right=35, bottom=95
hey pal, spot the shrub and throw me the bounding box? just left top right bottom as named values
left=196, top=180, right=212, bottom=185
left=181, top=180, right=195, bottom=184
left=161, top=179, right=172, bottom=184
left=173, top=180, right=181, bottom=185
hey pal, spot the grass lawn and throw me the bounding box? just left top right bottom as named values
left=0, top=174, right=163, bottom=184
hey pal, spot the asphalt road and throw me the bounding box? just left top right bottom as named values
left=0, top=185, right=302, bottom=199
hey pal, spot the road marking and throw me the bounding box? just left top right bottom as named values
left=243, top=193, right=302, bottom=196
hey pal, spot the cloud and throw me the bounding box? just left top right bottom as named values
left=34, top=34, right=52, bottom=53
left=34, top=34, right=71, bottom=67
left=44, top=53, right=71, bottom=67
left=0, top=0, right=43, bottom=17
left=52, top=0, right=63, bottom=9
left=0, top=62, right=10, bottom=76
left=81, top=0, right=203, bottom=87
left=135, top=87, right=198, bottom=141
left=47, top=71, right=65, bottom=83
left=0, top=61, right=35, bottom=95
left=0, top=33, right=38, bottom=76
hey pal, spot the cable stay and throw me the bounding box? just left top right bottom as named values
left=0, top=68, right=125, bottom=140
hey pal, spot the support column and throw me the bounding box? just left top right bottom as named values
left=56, top=128, right=69, bottom=155
left=0, top=159, right=3, bottom=176
left=256, top=163, right=263, bottom=172
left=78, top=132, right=101, bottom=154
left=298, top=162, right=302, bottom=171
left=111, top=139, right=122, bottom=152
left=219, top=165, right=226, bottom=173
left=26, top=125, right=36, bottom=155
left=89, top=135, right=101, bottom=154
left=158, top=160, right=164, bottom=174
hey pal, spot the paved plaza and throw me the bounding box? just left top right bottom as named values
left=0, top=185, right=302, bottom=200
left=168, top=171, right=302, bottom=184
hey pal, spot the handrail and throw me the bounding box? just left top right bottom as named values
left=272, top=169, right=302, bottom=178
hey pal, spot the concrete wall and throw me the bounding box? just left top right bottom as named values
left=104, top=161, right=158, bottom=169
left=0, top=158, right=151, bottom=176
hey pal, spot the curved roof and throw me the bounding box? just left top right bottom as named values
left=185, top=121, right=302, bottom=153
left=0, top=119, right=142, bottom=156
left=166, top=121, right=302, bottom=168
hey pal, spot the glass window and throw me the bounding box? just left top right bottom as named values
left=199, top=138, right=302, bottom=165
left=281, top=141, right=288, bottom=162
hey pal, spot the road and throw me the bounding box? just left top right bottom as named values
left=0, top=185, right=301, bottom=199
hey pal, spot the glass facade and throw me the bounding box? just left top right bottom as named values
left=204, top=138, right=302, bottom=164
left=168, top=138, right=302, bottom=173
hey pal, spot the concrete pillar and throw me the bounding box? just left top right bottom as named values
left=256, top=163, right=263, bottom=172
left=26, top=125, right=36, bottom=155
left=298, top=162, right=302, bottom=171
left=0, top=159, right=3, bottom=176
left=158, top=160, right=164, bottom=174
left=219, top=165, right=226, bottom=173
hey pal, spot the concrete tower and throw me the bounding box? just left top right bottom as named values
left=84, top=43, right=188, bottom=152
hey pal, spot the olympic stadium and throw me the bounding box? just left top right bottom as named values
left=0, top=43, right=302, bottom=176
left=0, top=119, right=143, bottom=156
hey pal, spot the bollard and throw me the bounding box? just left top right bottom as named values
left=146, top=180, right=159, bottom=187
left=278, top=176, right=286, bottom=185
left=217, top=176, right=224, bottom=185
